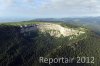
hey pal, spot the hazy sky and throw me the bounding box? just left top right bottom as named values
left=0, top=0, right=100, bottom=18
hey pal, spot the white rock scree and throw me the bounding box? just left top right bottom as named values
left=20, top=23, right=85, bottom=37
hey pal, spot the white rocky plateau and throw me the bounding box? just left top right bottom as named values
left=20, top=23, right=85, bottom=37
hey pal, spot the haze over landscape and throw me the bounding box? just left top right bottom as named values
left=0, top=0, right=100, bottom=22
left=0, top=0, right=100, bottom=66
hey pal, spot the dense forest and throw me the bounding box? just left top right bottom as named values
left=0, top=23, right=100, bottom=66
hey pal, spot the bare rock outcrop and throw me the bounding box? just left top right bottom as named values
left=20, top=23, right=85, bottom=37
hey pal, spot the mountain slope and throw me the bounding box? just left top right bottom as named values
left=0, top=22, right=100, bottom=66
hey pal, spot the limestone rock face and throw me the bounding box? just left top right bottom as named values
left=20, top=23, right=85, bottom=37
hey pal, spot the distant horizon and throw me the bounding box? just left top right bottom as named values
left=0, top=16, right=100, bottom=23
left=0, top=0, right=100, bottom=22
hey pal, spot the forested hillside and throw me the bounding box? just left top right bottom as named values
left=0, top=22, right=100, bottom=66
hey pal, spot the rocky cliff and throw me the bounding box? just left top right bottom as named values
left=20, top=23, right=85, bottom=37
